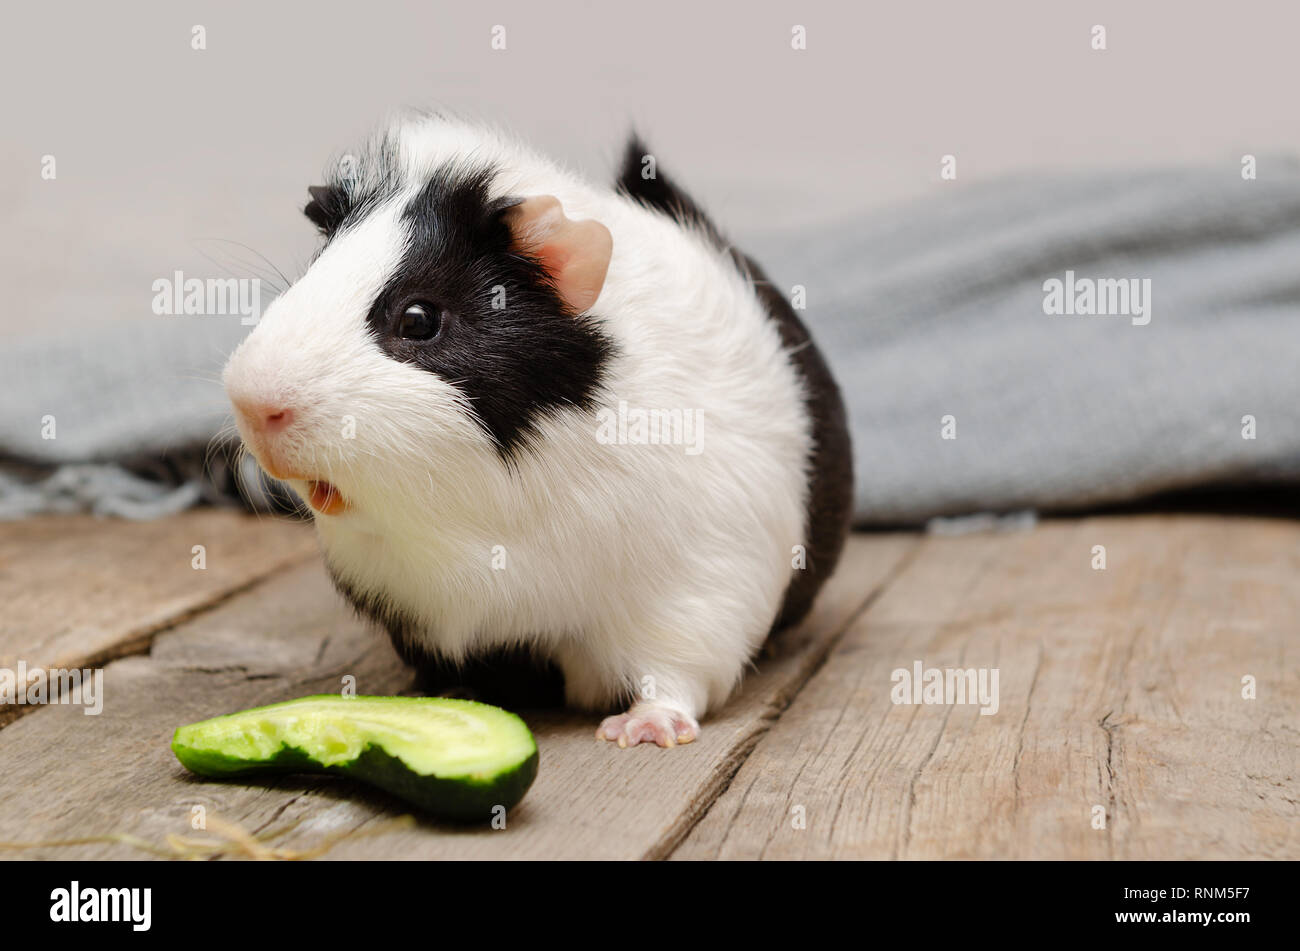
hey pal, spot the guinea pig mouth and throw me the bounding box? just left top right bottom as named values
left=306, top=480, right=349, bottom=516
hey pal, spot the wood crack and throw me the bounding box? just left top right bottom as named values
left=654, top=539, right=923, bottom=861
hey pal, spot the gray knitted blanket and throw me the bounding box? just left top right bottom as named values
left=3, top=163, right=1298, bottom=524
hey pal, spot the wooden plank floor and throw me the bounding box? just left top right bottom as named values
left=0, top=511, right=1295, bottom=860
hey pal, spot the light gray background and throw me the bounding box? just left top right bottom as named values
left=3, top=0, right=1298, bottom=336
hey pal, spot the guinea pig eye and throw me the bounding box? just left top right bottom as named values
left=395, top=303, right=443, bottom=341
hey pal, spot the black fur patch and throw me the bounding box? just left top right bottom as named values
left=304, top=183, right=350, bottom=236
left=616, top=134, right=855, bottom=630
left=615, top=136, right=729, bottom=248
left=303, top=147, right=402, bottom=244
left=362, top=166, right=614, bottom=457
left=741, top=251, right=855, bottom=629
left=410, top=648, right=567, bottom=709
left=327, top=563, right=566, bottom=708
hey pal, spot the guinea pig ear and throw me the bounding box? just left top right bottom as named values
left=501, top=196, right=612, bottom=314
left=304, top=184, right=349, bottom=235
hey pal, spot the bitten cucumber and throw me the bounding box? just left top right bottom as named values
left=171, top=695, right=538, bottom=820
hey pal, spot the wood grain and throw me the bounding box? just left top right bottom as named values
left=0, top=533, right=916, bottom=860
left=0, top=510, right=316, bottom=677
left=674, top=515, right=1300, bottom=859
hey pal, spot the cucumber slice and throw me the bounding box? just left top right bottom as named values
left=171, top=695, right=538, bottom=821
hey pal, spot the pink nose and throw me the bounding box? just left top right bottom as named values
left=232, top=399, right=295, bottom=436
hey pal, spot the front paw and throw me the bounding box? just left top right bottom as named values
left=596, top=704, right=699, bottom=748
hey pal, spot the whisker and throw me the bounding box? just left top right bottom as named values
left=192, top=237, right=295, bottom=294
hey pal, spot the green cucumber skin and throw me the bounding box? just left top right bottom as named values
left=171, top=697, right=539, bottom=822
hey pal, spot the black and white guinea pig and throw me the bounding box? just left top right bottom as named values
left=223, top=112, right=852, bottom=748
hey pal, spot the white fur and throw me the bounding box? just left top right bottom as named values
left=223, top=114, right=813, bottom=732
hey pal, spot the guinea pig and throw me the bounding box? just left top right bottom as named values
left=223, top=112, right=852, bottom=748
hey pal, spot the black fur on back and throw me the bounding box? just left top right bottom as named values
left=616, top=134, right=855, bottom=630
